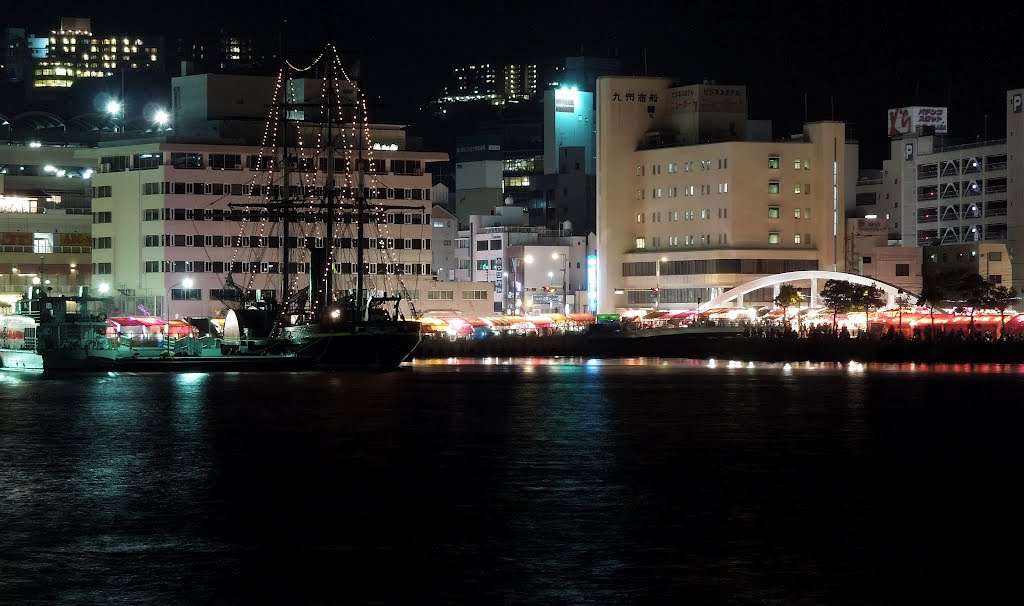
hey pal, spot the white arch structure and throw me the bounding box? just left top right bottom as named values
left=699, top=270, right=917, bottom=310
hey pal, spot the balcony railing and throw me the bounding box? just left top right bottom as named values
left=0, top=245, right=91, bottom=254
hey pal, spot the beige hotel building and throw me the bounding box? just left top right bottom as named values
left=596, top=76, right=850, bottom=313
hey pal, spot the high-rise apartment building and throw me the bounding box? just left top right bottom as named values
left=176, top=32, right=268, bottom=75
left=503, top=64, right=537, bottom=102
left=439, top=63, right=537, bottom=106
left=32, top=17, right=163, bottom=89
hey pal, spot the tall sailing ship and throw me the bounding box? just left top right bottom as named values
left=224, top=45, right=428, bottom=368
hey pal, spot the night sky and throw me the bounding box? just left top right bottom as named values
left=4, top=1, right=1022, bottom=166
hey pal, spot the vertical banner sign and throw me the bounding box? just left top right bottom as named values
left=587, top=255, right=598, bottom=313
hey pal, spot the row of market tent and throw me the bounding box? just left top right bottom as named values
left=619, top=305, right=1024, bottom=338
left=418, top=313, right=597, bottom=339
left=102, top=307, right=1024, bottom=344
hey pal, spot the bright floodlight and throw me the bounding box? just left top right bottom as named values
left=524, top=254, right=534, bottom=264
left=153, top=109, right=169, bottom=124
left=552, top=252, right=559, bottom=260
left=98, top=282, right=110, bottom=294
left=182, top=277, right=193, bottom=289
left=106, top=100, right=121, bottom=115
left=44, top=165, right=56, bottom=173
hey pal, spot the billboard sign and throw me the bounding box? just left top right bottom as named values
left=887, top=106, right=948, bottom=137
left=668, top=84, right=746, bottom=114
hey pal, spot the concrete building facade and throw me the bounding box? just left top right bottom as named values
left=596, top=76, right=849, bottom=313
left=853, top=91, right=1024, bottom=292
left=0, top=144, right=95, bottom=309
left=845, top=217, right=923, bottom=294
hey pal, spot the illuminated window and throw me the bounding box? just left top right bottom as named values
left=794, top=208, right=801, bottom=219
left=768, top=232, right=780, bottom=244
left=768, top=207, right=780, bottom=219
left=635, top=237, right=646, bottom=249
left=794, top=159, right=802, bottom=169
left=768, top=155, right=780, bottom=169
left=794, top=183, right=801, bottom=194
left=768, top=181, right=780, bottom=194
left=794, top=234, right=802, bottom=244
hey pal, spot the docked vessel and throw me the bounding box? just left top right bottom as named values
left=226, top=44, right=423, bottom=369
left=0, top=287, right=313, bottom=372
left=0, top=287, right=118, bottom=370
left=2, top=46, right=423, bottom=372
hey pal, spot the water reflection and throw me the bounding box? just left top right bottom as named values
left=3, top=361, right=1024, bottom=603
left=413, top=357, right=1024, bottom=375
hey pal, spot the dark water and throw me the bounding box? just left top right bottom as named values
left=2, top=359, right=1024, bottom=604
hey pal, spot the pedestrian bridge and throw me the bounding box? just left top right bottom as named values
left=699, top=271, right=917, bottom=310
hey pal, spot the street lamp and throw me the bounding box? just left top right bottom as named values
left=153, top=108, right=169, bottom=129
left=106, top=100, right=122, bottom=133
left=166, top=277, right=193, bottom=354
left=552, top=252, right=569, bottom=314
left=522, top=254, right=534, bottom=315
left=654, top=256, right=667, bottom=309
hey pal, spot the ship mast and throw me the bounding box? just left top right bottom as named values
left=322, top=58, right=336, bottom=320
left=280, top=76, right=291, bottom=313
left=355, top=81, right=366, bottom=321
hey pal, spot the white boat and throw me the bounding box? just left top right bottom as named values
left=0, top=287, right=119, bottom=371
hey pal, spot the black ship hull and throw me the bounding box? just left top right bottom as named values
left=286, top=321, right=422, bottom=369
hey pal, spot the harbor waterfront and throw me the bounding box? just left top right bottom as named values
left=2, top=359, right=1024, bottom=604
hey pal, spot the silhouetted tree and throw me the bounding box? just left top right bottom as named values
left=985, top=285, right=1019, bottom=338
left=820, top=280, right=855, bottom=334
left=951, top=272, right=992, bottom=335
left=774, top=284, right=802, bottom=330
